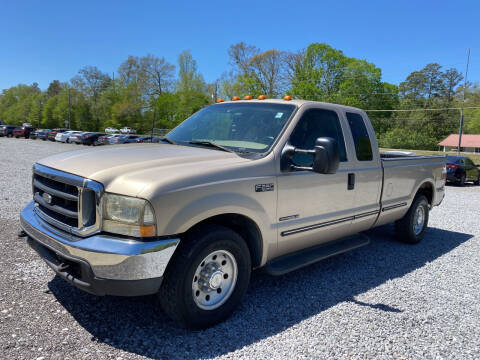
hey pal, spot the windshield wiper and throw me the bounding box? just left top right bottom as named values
left=159, top=137, right=177, bottom=145
left=188, top=141, right=233, bottom=153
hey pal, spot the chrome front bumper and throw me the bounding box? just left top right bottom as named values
left=20, top=201, right=180, bottom=294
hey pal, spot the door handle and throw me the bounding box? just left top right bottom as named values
left=348, top=173, right=355, bottom=190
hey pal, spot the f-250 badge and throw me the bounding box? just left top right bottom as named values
left=255, top=183, right=274, bottom=192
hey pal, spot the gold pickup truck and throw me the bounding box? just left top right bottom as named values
left=20, top=99, right=446, bottom=328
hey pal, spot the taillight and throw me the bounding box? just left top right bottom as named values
left=446, top=164, right=458, bottom=169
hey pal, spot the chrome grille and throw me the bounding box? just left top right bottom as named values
left=32, top=164, right=103, bottom=237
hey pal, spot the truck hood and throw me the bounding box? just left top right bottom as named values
left=37, top=144, right=251, bottom=197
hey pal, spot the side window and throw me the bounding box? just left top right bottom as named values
left=290, top=108, right=347, bottom=166
left=346, top=112, right=373, bottom=161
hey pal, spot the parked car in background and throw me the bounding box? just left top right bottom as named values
left=117, top=135, right=139, bottom=143
left=106, top=134, right=124, bottom=144
left=105, top=127, right=120, bottom=134
left=120, top=127, right=136, bottom=134
left=445, top=155, right=480, bottom=186
left=29, top=129, right=39, bottom=139
left=36, top=129, right=53, bottom=141
left=0, top=125, right=19, bottom=137
left=13, top=125, right=34, bottom=139
left=71, top=132, right=93, bottom=145
left=97, top=134, right=113, bottom=145
left=136, top=136, right=159, bottom=143
left=55, top=130, right=82, bottom=143
left=82, top=133, right=107, bottom=146
left=48, top=128, right=68, bottom=141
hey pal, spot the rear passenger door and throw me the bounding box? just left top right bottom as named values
left=344, top=111, right=382, bottom=231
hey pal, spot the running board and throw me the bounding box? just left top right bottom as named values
left=264, top=234, right=370, bottom=276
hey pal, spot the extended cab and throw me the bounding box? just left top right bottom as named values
left=20, top=99, right=446, bottom=328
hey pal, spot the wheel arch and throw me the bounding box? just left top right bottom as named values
left=183, top=213, right=263, bottom=268
left=414, top=181, right=434, bottom=206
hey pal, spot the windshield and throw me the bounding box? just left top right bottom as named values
left=167, top=102, right=296, bottom=153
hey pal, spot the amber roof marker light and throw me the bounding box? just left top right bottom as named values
left=232, top=96, right=240, bottom=101
left=258, top=95, right=266, bottom=100
left=216, top=98, right=224, bottom=103
left=283, top=95, right=292, bottom=101
left=244, top=95, right=252, bottom=100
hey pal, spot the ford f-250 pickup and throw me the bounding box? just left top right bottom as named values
left=20, top=98, right=446, bottom=328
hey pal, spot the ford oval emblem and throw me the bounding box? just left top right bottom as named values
left=42, top=192, right=53, bottom=204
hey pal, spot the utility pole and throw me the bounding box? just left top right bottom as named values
left=38, top=99, right=42, bottom=129
left=457, top=48, right=470, bottom=154
left=152, top=108, right=156, bottom=138
left=67, top=88, right=71, bottom=129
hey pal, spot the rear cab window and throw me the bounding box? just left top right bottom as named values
left=345, top=112, right=373, bottom=161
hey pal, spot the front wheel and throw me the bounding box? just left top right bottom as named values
left=159, top=225, right=251, bottom=329
left=395, top=195, right=429, bottom=244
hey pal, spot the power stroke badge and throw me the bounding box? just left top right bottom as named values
left=255, top=183, right=274, bottom=192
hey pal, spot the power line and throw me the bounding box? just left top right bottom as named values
left=369, top=118, right=467, bottom=121
left=366, top=106, right=480, bottom=112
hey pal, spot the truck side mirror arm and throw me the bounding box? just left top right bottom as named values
left=281, top=137, right=340, bottom=174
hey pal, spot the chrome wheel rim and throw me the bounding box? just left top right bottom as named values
left=192, top=250, right=238, bottom=310
left=413, top=205, right=425, bottom=235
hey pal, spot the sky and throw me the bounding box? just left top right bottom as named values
left=1, top=0, right=479, bottom=91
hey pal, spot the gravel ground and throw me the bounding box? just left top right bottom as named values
left=1, top=137, right=479, bottom=359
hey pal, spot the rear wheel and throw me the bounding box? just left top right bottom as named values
left=458, top=174, right=466, bottom=186
left=159, top=225, right=251, bottom=329
left=395, top=195, right=429, bottom=244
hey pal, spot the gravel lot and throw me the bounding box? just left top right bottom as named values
left=1, top=137, right=479, bottom=359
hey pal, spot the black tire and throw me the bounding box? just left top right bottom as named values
left=66, top=139, right=70, bottom=143
left=159, top=225, right=251, bottom=329
left=474, top=175, right=480, bottom=186
left=458, top=174, right=466, bottom=186
left=395, top=195, right=429, bottom=244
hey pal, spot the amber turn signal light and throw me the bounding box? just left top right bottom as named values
left=283, top=95, right=292, bottom=101
left=244, top=95, right=252, bottom=100
left=216, top=98, right=224, bottom=103
left=232, top=96, right=240, bottom=101
left=258, top=95, right=266, bottom=100
left=139, top=225, right=156, bottom=237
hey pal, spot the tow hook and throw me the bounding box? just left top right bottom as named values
left=57, top=263, right=70, bottom=272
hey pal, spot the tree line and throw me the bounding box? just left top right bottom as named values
left=0, top=42, right=479, bottom=150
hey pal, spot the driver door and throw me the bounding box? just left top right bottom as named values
left=276, top=107, right=356, bottom=257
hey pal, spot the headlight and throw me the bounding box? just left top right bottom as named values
left=102, top=193, right=156, bottom=237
